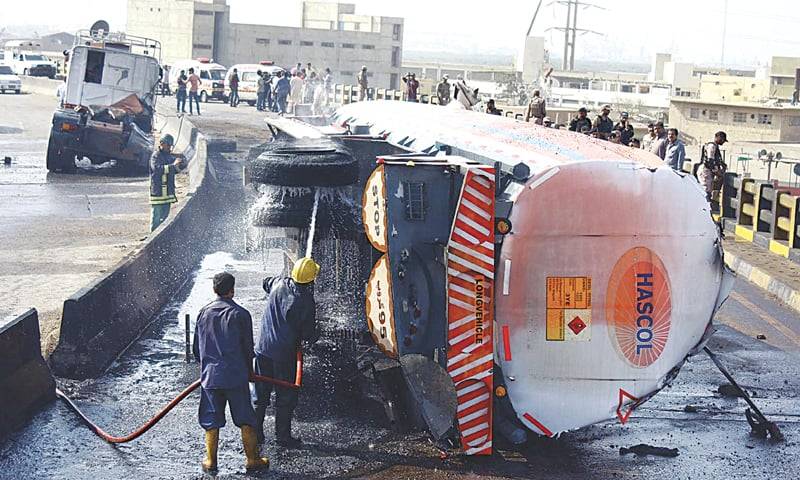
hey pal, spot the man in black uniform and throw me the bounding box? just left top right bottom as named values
left=593, top=104, right=614, bottom=139
left=569, top=107, right=592, bottom=133
left=254, top=257, right=320, bottom=447
left=194, top=272, right=269, bottom=473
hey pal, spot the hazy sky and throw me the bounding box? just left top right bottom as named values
left=3, top=0, right=799, bottom=67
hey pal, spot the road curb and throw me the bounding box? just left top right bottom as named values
left=725, top=251, right=800, bottom=314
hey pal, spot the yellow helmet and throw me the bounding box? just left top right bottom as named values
left=291, top=257, right=321, bottom=284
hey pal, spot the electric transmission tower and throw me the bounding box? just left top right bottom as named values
left=543, top=0, right=604, bottom=71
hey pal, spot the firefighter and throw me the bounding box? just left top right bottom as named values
left=149, top=134, right=185, bottom=232
left=254, top=257, right=320, bottom=448
left=193, top=272, right=269, bottom=473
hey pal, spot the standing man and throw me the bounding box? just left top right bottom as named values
left=289, top=72, right=304, bottom=114
left=229, top=68, right=240, bottom=107
left=699, top=131, right=728, bottom=202
left=614, top=111, right=635, bottom=146
left=254, top=258, right=320, bottom=448
left=274, top=71, right=290, bottom=115
left=664, top=128, right=686, bottom=171
left=357, top=66, right=369, bottom=101
left=176, top=70, right=187, bottom=113
left=436, top=74, right=451, bottom=106
left=640, top=123, right=656, bottom=151
left=187, top=67, right=201, bottom=115
left=322, top=67, right=333, bottom=107
left=649, top=121, right=668, bottom=159
left=569, top=107, right=592, bottom=133
left=256, top=70, right=266, bottom=111
left=402, top=73, right=419, bottom=102
left=149, top=134, right=185, bottom=231
left=194, top=272, right=269, bottom=473
left=525, top=89, right=547, bottom=124
left=593, top=105, right=614, bottom=139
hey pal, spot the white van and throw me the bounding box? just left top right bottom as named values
left=169, top=58, right=227, bottom=102
left=224, top=63, right=284, bottom=106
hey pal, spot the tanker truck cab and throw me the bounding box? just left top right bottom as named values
left=170, top=58, right=227, bottom=102
left=46, top=31, right=161, bottom=173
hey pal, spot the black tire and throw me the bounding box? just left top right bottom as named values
left=46, top=136, right=76, bottom=173
left=250, top=186, right=360, bottom=231
left=249, top=140, right=358, bottom=187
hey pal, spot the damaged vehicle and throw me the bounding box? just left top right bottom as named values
left=46, top=30, right=161, bottom=173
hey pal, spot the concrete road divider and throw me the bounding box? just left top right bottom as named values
left=49, top=116, right=228, bottom=379
left=0, top=309, right=56, bottom=440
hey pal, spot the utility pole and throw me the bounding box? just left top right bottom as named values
left=546, top=0, right=603, bottom=71
left=563, top=0, right=573, bottom=70
left=721, top=0, right=728, bottom=66
left=569, top=0, right=579, bottom=70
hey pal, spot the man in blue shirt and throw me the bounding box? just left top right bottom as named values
left=253, top=257, right=320, bottom=447
left=664, top=128, right=686, bottom=171
left=193, top=272, right=269, bottom=473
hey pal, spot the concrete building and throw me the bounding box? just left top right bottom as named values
left=126, top=0, right=404, bottom=89
left=670, top=98, right=800, bottom=144
left=697, top=75, right=770, bottom=103
left=766, top=56, right=800, bottom=100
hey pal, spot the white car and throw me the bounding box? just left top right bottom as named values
left=0, top=65, right=22, bottom=94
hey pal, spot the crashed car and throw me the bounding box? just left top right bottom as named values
left=46, top=31, right=161, bottom=173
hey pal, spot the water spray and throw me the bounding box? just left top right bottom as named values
left=305, top=188, right=321, bottom=258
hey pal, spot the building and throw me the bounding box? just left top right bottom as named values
left=126, top=0, right=404, bottom=89
left=670, top=98, right=800, bottom=144
left=765, top=56, right=800, bottom=101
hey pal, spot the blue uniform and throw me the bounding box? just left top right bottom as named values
left=253, top=277, right=317, bottom=441
left=193, top=297, right=257, bottom=430
left=256, top=277, right=317, bottom=361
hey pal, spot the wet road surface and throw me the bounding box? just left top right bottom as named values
left=1, top=101, right=799, bottom=479
left=0, top=92, right=158, bottom=352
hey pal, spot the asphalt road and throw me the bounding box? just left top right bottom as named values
left=1, top=100, right=799, bottom=479
left=0, top=92, right=177, bottom=353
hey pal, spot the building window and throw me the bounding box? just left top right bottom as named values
left=321, top=42, right=334, bottom=48
left=708, top=110, right=719, bottom=121
left=362, top=44, right=375, bottom=50
left=733, top=88, right=742, bottom=96
left=393, top=24, right=402, bottom=41
left=390, top=73, right=399, bottom=90
left=278, top=40, right=292, bottom=45
left=758, top=114, right=773, bottom=125
left=689, top=108, right=700, bottom=119
left=391, top=46, right=400, bottom=67
left=300, top=41, right=314, bottom=47
left=787, top=116, right=800, bottom=127
left=733, top=112, right=747, bottom=123
left=342, top=43, right=355, bottom=49
left=256, top=38, right=270, bottom=45
left=193, top=43, right=212, bottom=50
left=195, top=10, right=213, bottom=16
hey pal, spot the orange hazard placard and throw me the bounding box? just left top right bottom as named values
left=546, top=277, right=592, bottom=341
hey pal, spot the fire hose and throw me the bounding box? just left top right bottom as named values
left=55, top=350, right=303, bottom=444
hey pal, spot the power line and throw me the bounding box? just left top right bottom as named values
left=544, top=0, right=603, bottom=70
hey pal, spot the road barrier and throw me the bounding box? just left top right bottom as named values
left=49, top=116, right=224, bottom=379
left=719, top=172, right=800, bottom=262
left=0, top=309, right=56, bottom=440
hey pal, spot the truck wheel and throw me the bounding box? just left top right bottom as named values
left=15, top=89, right=21, bottom=94
left=46, top=136, right=76, bottom=173
left=200, top=91, right=208, bottom=103
left=249, top=140, right=358, bottom=187
left=250, top=186, right=359, bottom=230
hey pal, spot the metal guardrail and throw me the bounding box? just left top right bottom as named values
left=719, top=172, right=800, bottom=261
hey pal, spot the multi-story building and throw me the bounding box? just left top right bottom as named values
left=670, top=98, right=800, bottom=144
left=126, top=0, right=404, bottom=89
left=765, top=56, right=800, bottom=101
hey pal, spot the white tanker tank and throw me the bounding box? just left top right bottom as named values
left=326, top=101, right=734, bottom=454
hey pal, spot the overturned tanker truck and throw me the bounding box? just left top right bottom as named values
left=250, top=100, right=734, bottom=455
